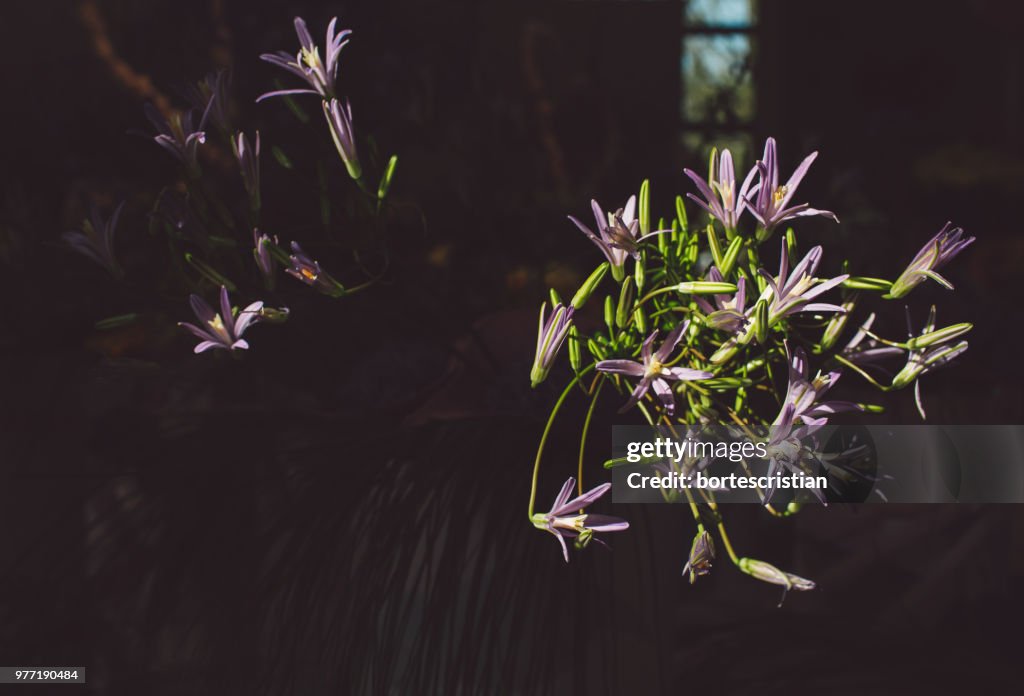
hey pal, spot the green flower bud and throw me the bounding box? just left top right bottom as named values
left=615, top=276, right=635, bottom=329
left=842, top=276, right=893, bottom=292
left=676, top=281, right=738, bottom=295
left=570, top=263, right=609, bottom=309
left=905, top=322, right=973, bottom=351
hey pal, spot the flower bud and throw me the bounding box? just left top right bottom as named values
left=615, top=276, right=635, bottom=329
left=676, top=281, right=738, bottom=295
left=683, top=529, right=715, bottom=584
left=842, top=276, right=893, bottom=292
left=570, top=262, right=609, bottom=309
left=531, top=302, right=575, bottom=387
left=905, top=322, right=973, bottom=351
left=739, top=557, right=816, bottom=593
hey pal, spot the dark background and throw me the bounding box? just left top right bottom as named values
left=1, top=1, right=1023, bottom=693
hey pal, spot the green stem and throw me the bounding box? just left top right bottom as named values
left=528, top=364, right=596, bottom=519
left=577, top=377, right=607, bottom=495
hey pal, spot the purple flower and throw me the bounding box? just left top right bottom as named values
left=322, top=98, right=362, bottom=180
left=232, top=131, right=261, bottom=211
left=569, top=196, right=668, bottom=281
left=747, top=137, right=837, bottom=239
left=758, top=243, right=849, bottom=328
left=887, top=222, right=975, bottom=299
left=285, top=242, right=345, bottom=297
left=178, top=286, right=263, bottom=354
left=597, top=322, right=713, bottom=415
left=253, top=229, right=276, bottom=283
left=695, top=266, right=748, bottom=333
left=772, top=345, right=861, bottom=436
left=763, top=345, right=861, bottom=504
left=684, top=148, right=757, bottom=232
left=531, top=302, right=574, bottom=387
left=683, top=529, right=715, bottom=583
left=63, top=202, right=124, bottom=277
left=144, top=104, right=207, bottom=169
left=257, top=16, right=351, bottom=102
left=531, top=477, right=629, bottom=562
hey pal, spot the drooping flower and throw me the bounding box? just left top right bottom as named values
left=144, top=104, right=207, bottom=169
left=178, top=286, right=264, bottom=354
left=531, top=477, right=629, bottom=563
left=596, top=322, right=713, bottom=415
left=887, top=222, right=975, bottom=299
left=257, top=16, right=351, bottom=102
left=683, top=529, right=715, bottom=583
left=531, top=302, right=574, bottom=387
left=569, top=196, right=668, bottom=281
left=63, top=202, right=124, bottom=277
left=232, top=131, right=261, bottom=212
left=695, top=266, right=748, bottom=333
left=684, top=148, right=757, bottom=233
left=322, top=98, right=362, bottom=180
left=747, top=137, right=837, bottom=239
left=738, top=557, right=815, bottom=605
left=285, top=242, right=345, bottom=297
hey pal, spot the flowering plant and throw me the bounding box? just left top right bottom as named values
left=528, top=138, right=974, bottom=601
left=64, top=16, right=398, bottom=356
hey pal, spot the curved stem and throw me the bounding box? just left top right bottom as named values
left=577, top=376, right=607, bottom=495
left=528, top=364, right=596, bottom=519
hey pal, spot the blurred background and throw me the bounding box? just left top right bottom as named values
left=1, top=0, right=1023, bottom=693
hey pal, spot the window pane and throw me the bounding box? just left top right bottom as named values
left=685, top=0, right=756, bottom=28
left=681, top=34, right=755, bottom=125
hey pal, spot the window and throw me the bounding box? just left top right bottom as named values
left=680, top=0, right=758, bottom=166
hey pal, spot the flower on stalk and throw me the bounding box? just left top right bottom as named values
left=531, top=477, right=629, bottom=563
left=285, top=242, right=345, bottom=297
left=684, top=148, right=757, bottom=233
left=773, top=345, right=861, bottom=433
left=596, top=322, right=713, bottom=415
left=747, top=137, right=837, bottom=239
left=144, top=104, right=207, bottom=169
left=758, top=243, right=849, bottom=328
left=63, top=202, right=124, bottom=277
left=738, top=557, right=815, bottom=605
left=695, top=266, right=748, bottom=333
left=322, top=98, right=362, bottom=180
left=232, top=131, right=261, bottom=211
left=892, top=306, right=970, bottom=419
left=253, top=229, right=276, bottom=283
left=569, top=196, right=668, bottom=281
left=683, top=529, right=715, bottom=583
left=887, top=222, right=975, bottom=299
left=179, top=286, right=263, bottom=354
left=763, top=345, right=861, bottom=503
left=257, top=16, right=351, bottom=101
left=531, top=302, right=574, bottom=387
